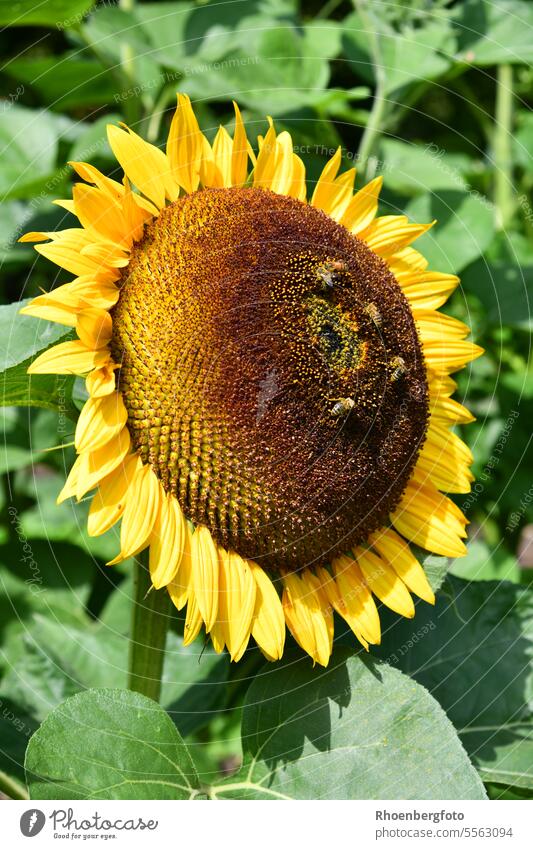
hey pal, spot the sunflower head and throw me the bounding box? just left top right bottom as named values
left=22, top=94, right=482, bottom=665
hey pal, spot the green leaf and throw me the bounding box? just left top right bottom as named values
left=376, top=577, right=533, bottom=790
left=25, top=688, right=201, bottom=799
left=379, top=139, right=477, bottom=196
left=0, top=106, right=59, bottom=200
left=418, top=549, right=451, bottom=593
left=0, top=612, right=229, bottom=737
left=182, top=24, right=330, bottom=114
left=450, top=538, right=520, bottom=582
left=342, top=13, right=455, bottom=96
left=0, top=0, right=93, bottom=27
left=6, top=57, right=116, bottom=112
left=461, top=259, right=533, bottom=330
left=0, top=201, right=34, bottom=267
left=0, top=300, right=76, bottom=417
left=405, top=190, right=495, bottom=274
left=0, top=300, right=69, bottom=371
left=80, top=6, right=162, bottom=102
left=454, top=0, right=533, bottom=66
left=212, top=649, right=486, bottom=799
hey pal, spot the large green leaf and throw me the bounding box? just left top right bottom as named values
left=0, top=613, right=228, bottom=736
left=0, top=300, right=69, bottom=371
left=212, top=649, right=486, bottom=799
left=0, top=106, right=59, bottom=200
left=6, top=57, right=116, bottom=112
left=0, top=0, right=93, bottom=27
left=0, top=300, right=76, bottom=416
left=375, top=577, right=533, bottom=790
left=379, top=139, right=477, bottom=196
left=454, top=0, right=533, bottom=65
left=405, top=190, right=495, bottom=274
left=342, top=13, right=455, bottom=96
left=25, top=688, right=201, bottom=799
left=461, top=258, right=533, bottom=330
left=182, top=24, right=330, bottom=114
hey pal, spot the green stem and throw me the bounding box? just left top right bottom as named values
left=494, top=64, right=515, bottom=230
left=0, top=770, right=28, bottom=800
left=128, top=550, right=171, bottom=702
left=355, top=0, right=387, bottom=180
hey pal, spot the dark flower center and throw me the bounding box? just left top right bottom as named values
left=111, top=187, right=428, bottom=572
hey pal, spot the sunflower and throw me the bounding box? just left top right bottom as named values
left=20, top=95, right=482, bottom=666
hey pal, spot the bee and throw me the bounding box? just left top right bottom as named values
left=364, top=302, right=382, bottom=329
left=316, top=259, right=347, bottom=290
left=389, top=355, right=407, bottom=382
left=329, top=396, right=355, bottom=416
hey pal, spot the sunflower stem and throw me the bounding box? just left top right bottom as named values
left=0, top=770, right=28, bottom=800
left=128, top=550, right=171, bottom=702
left=493, top=64, right=515, bottom=230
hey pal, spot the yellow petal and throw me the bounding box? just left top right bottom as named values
left=250, top=562, right=285, bottom=660
left=361, top=216, right=434, bottom=257
left=270, top=131, right=295, bottom=195
left=212, top=125, right=232, bottom=187
left=368, top=528, right=434, bottom=604
left=166, top=93, right=205, bottom=194
left=231, top=101, right=248, bottom=187
left=107, top=464, right=161, bottom=563
left=316, top=566, right=369, bottom=650
left=183, top=590, right=203, bottom=646
left=398, top=271, right=459, bottom=310
left=69, top=161, right=124, bottom=198
left=387, top=246, right=428, bottom=277
left=415, top=310, right=470, bottom=343
left=339, top=176, right=383, bottom=234
left=28, top=340, right=109, bottom=375
left=391, top=479, right=468, bottom=557
left=76, top=308, right=112, bottom=349
left=108, top=124, right=177, bottom=209
left=72, top=183, right=129, bottom=249
left=20, top=280, right=119, bottom=327
left=218, top=549, right=256, bottom=661
left=282, top=571, right=331, bottom=666
left=354, top=547, right=415, bottom=618
left=75, top=392, right=127, bottom=453
left=150, top=495, right=187, bottom=589
left=88, top=453, right=141, bottom=536
left=311, top=147, right=342, bottom=210
left=34, top=229, right=118, bottom=281
left=416, top=421, right=474, bottom=493
left=332, top=555, right=381, bottom=645
left=430, top=394, right=475, bottom=425
left=121, top=176, right=154, bottom=243
left=58, top=427, right=131, bottom=503
left=253, top=119, right=278, bottom=188
left=86, top=362, right=119, bottom=398
left=190, top=525, right=219, bottom=632
left=423, top=339, right=484, bottom=373
left=167, top=523, right=194, bottom=611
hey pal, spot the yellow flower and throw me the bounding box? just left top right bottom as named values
left=21, top=95, right=482, bottom=666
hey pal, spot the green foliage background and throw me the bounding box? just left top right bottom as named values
left=0, top=0, right=532, bottom=801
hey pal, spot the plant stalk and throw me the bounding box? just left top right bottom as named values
left=0, top=770, right=28, bottom=800
left=355, top=0, right=387, bottom=180
left=494, top=64, right=515, bottom=230
left=128, top=550, right=171, bottom=702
